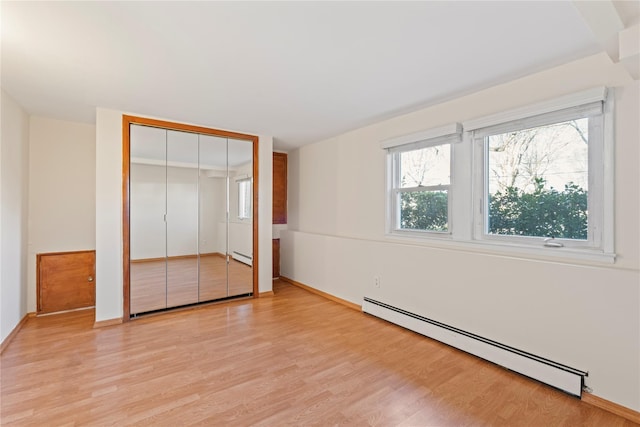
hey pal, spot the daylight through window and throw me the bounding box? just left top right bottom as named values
left=384, top=88, right=613, bottom=261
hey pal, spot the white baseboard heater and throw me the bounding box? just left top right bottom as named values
left=362, top=297, right=587, bottom=397
left=232, top=251, right=252, bottom=267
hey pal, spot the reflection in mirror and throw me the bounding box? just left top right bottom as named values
left=227, top=138, right=254, bottom=297
left=130, top=124, right=168, bottom=314
left=198, top=135, right=230, bottom=301
left=166, top=130, right=199, bottom=308
left=128, top=121, right=255, bottom=317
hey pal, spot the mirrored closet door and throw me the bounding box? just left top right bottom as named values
left=126, top=118, right=257, bottom=317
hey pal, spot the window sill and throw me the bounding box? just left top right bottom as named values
left=386, top=232, right=616, bottom=265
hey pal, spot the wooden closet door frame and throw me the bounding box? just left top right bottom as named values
left=122, top=115, right=260, bottom=321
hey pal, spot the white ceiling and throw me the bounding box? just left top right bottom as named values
left=2, top=1, right=604, bottom=151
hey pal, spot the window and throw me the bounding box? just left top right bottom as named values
left=238, top=178, right=252, bottom=219
left=395, top=144, right=451, bottom=232
left=471, top=98, right=607, bottom=250
left=383, top=87, right=614, bottom=262
left=384, top=124, right=461, bottom=235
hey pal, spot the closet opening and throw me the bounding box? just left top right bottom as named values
left=122, top=115, right=259, bottom=320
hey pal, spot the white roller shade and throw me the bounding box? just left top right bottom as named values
left=381, top=123, right=462, bottom=152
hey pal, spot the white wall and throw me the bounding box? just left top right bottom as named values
left=27, top=117, right=96, bottom=312
left=0, top=90, right=30, bottom=343
left=95, top=108, right=273, bottom=322
left=281, top=53, right=640, bottom=411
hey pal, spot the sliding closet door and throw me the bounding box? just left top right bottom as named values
left=227, top=138, right=254, bottom=297
left=198, top=135, right=229, bottom=301
left=129, top=125, right=168, bottom=314
left=166, top=130, right=199, bottom=308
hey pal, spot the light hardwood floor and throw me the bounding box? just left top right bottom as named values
left=130, top=255, right=253, bottom=314
left=1, top=280, right=637, bottom=426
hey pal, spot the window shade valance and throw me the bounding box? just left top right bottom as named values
left=381, top=123, right=462, bottom=152
left=463, top=86, right=607, bottom=133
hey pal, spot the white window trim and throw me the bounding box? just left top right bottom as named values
left=471, top=90, right=613, bottom=256
left=382, top=87, right=616, bottom=264
left=463, top=87, right=607, bottom=131
left=385, top=123, right=461, bottom=238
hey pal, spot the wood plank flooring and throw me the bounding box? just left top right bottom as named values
left=130, top=255, right=253, bottom=314
left=1, top=280, right=637, bottom=426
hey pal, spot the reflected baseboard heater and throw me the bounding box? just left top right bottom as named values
left=362, top=297, right=587, bottom=397
left=232, top=251, right=252, bottom=267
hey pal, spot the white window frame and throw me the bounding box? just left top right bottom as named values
left=237, top=177, right=252, bottom=220
left=468, top=88, right=613, bottom=256
left=383, top=123, right=462, bottom=238
left=381, top=87, right=615, bottom=264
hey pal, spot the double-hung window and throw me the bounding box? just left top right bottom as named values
left=384, top=124, right=462, bottom=235
left=468, top=88, right=611, bottom=252
left=383, top=87, right=614, bottom=262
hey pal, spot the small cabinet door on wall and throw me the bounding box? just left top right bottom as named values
left=273, top=152, right=287, bottom=224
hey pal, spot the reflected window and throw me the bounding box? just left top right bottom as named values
left=238, top=178, right=252, bottom=219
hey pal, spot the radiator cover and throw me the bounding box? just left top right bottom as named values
left=362, top=297, right=587, bottom=397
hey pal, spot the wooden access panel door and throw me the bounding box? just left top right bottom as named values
left=272, top=238, right=280, bottom=278
left=273, top=152, right=287, bottom=224
left=37, top=250, right=96, bottom=314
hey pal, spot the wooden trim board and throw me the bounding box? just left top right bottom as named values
left=93, top=317, right=124, bottom=329
left=259, top=291, right=275, bottom=297
left=279, top=276, right=361, bottom=311
left=582, top=392, right=640, bottom=424
left=122, top=117, right=131, bottom=321
left=0, top=312, right=35, bottom=354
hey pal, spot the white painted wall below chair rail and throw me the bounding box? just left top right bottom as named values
left=0, top=90, right=30, bottom=343
left=281, top=52, right=640, bottom=411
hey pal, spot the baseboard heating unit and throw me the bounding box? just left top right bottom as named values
left=232, top=251, right=252, bottom=267
left=362, top=297, right=587, bottom=397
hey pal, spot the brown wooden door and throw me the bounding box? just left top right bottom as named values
left=273, top=152, right=287, bottom=224
left=37, top=250, right=96, bottom=314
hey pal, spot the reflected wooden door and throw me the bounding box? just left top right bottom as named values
left=37, top=250, right=96, bottom=314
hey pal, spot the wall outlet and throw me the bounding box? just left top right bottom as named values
left=373, top=276, right=381, bottom=288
